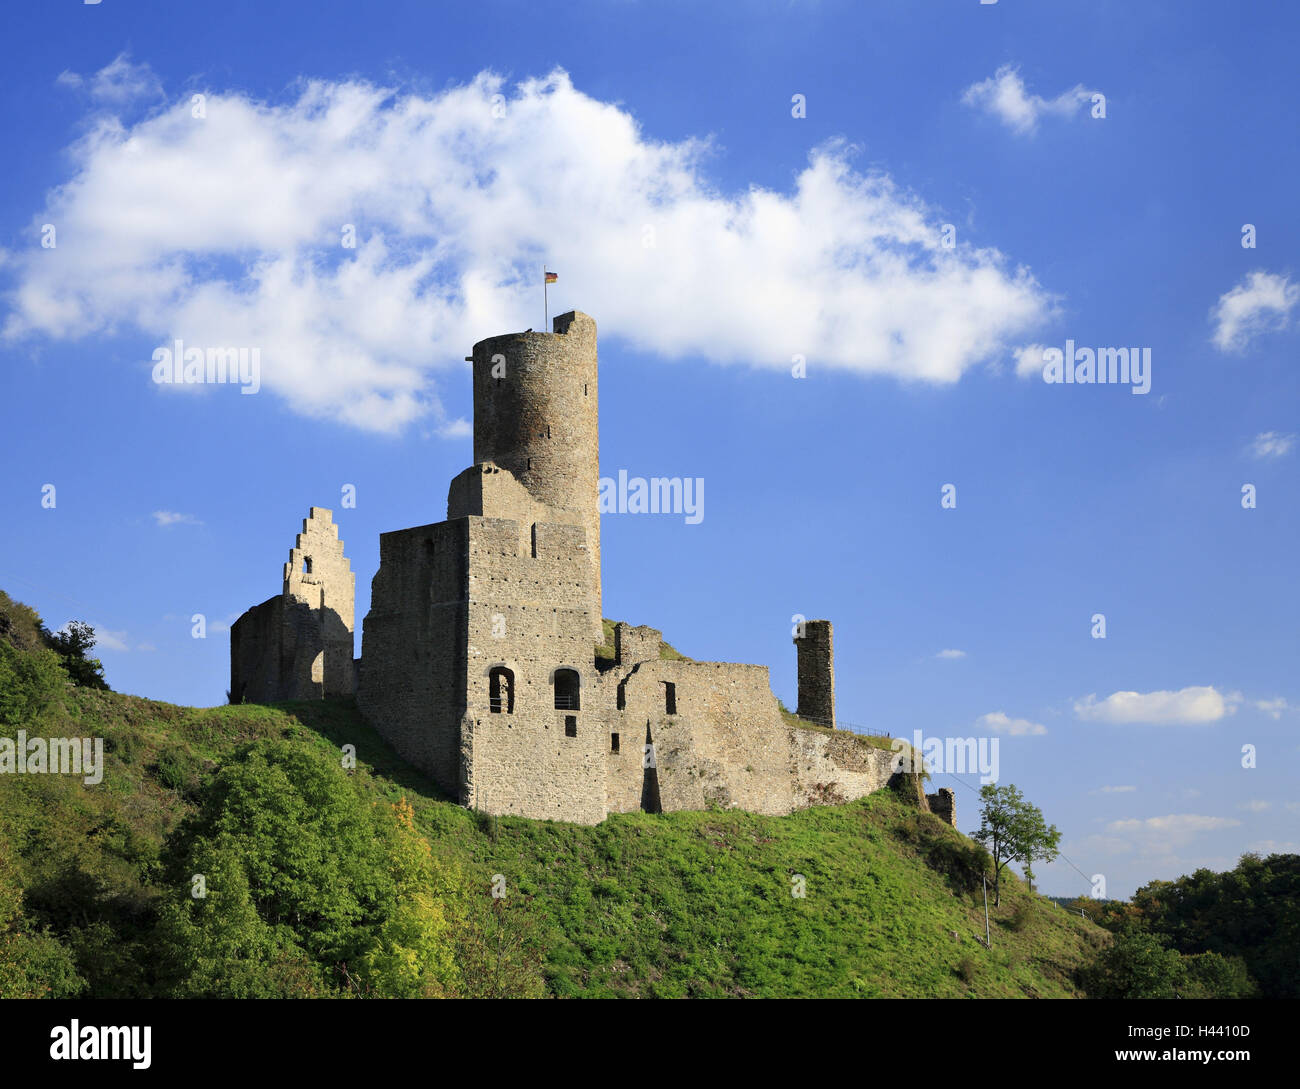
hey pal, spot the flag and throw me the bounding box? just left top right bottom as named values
left=545, top=271, right=557, bottom=283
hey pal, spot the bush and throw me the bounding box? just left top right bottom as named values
left=154, top=740, right=463, bottom=997
left=0, top=639, right=67, bottom=726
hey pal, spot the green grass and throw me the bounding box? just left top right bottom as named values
left=2, top=688, right=1106, bottom=998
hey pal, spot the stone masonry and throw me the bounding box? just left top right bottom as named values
left=233, top=312, right=930, bottom=827
left=230, top=507, right=355, bottom=702
left=794, top=619, right=835, bottom=729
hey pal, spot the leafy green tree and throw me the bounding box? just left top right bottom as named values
left=155, top=740, right=462, bottom=997
left=45, top=621, right=109, bottom=691
left=1088, top=852, right=1296, bottom=998
left=357, top=798, right=461, bottom=997
left=0, top=836, right=83, bottom=998
left=1084, top=927, right=1188, bottom=998
left=971, top=783, right=1060, bottom=906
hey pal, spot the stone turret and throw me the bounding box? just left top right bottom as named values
left=794, top=619, right=835, bottom=728
left=470, top=311, right=601, bottom=640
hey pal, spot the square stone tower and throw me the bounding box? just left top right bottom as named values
left=357, top=313, right=608, bottom=822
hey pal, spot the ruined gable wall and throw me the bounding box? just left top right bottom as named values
left=283, top=507, right=355, bottom=697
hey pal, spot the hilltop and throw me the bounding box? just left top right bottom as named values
left=1, top=686, right=1107, bottom=998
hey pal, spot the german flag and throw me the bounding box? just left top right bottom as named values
left=544, top=271, right=558, bottom=283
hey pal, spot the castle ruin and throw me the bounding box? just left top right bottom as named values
left=231, top=311, right=956, bottom=827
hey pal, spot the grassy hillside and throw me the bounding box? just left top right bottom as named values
left=1, top=679, right=1106, bottom=997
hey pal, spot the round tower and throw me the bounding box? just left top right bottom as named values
left=471, top=311, right=601, bottom=636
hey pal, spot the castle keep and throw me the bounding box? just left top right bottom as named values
left=231, top=311, right=954, bottom=828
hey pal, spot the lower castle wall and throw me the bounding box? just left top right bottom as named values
left=791, top=729, right=896, bottom=808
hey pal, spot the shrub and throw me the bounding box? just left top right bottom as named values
left=0, top=639, right=67, bottom=726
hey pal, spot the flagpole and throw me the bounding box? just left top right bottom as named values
left=544, top=266, right=548, bottom=331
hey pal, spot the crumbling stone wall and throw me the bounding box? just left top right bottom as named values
left=229, top=508, right=354, bottom=703
left=791, top=729, right=895, bottom=808
left=926, top=787, right=957, bottom=827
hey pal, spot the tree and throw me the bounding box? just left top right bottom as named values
left=154, top=740, right=463, bottom=997
left=1084, top=927, right=1188, bottom=998
left=971, top=783, right=1060, bottom=906
left=45, top=620, right=109, bottom=690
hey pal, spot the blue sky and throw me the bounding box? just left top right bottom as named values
left=1, top=0, right=1296, bottom=899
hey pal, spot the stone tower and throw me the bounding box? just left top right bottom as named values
left=794, top=619, right=835, bottom=729
left=471, top=311, right=601, bottom=640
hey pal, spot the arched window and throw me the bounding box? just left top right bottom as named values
left=553, top=668, right=580, bottom=711
left=489, top=666, right=514, bottom=714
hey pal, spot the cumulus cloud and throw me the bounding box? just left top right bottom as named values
left=1254, top=697, right=1290, bottom=719
left=961, top=65, right=1093, bottom=134
left=437, top=418, right=472, bottom=440
left=1250, top=431, right=1295, bottom=459
left=2, top=66, right=1053, bottom=433
left=152, top=510, right=203, bottom=528
left=85, top=625, right=129, bottom=652
left=935, top=648, right=966, bottom=659
left=56, top=53, right=164, bottom=106
left=1106, top=814, right=1241, bottom=851
left=1013, top=342, right=1047, bottom=378
left=1074, top=686, right=1238, bottom=725
left=1210, top=271, right=1298, bottom=352
left=976, top=710, right=1047, bottom=736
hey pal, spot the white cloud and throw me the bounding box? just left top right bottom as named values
left=1254, top=697, right=1290, bottom=719
left=1074, top=685, right=1238, bottom=725
left=57, top=53, right=163, bottom=106
left=1013, top=343, right=1047, bottom=378
left=1210, top=271, right=1298, bottom=352
left=152, top=510, right=202, bottom=528
left=961, top=65, right=1093, bottom=135
left=935, top=648, right=966, bottom=659
left=3, top=67, right=1053, bottom=433
left=1250, top=431, right=1295, bottom=459
left=86, top=625, right=129, bottom=652
left=1238, top=800, right=1271, bottom=812
left=976, top=710, right=1047, bottom=736
left=136, top=642, right=157, bottom=652
left=437, top=418, right=472, bottom=439
left=1097, top=785, right=1137, bottom=793
left=1106, top=814, right=1241, bottom=851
